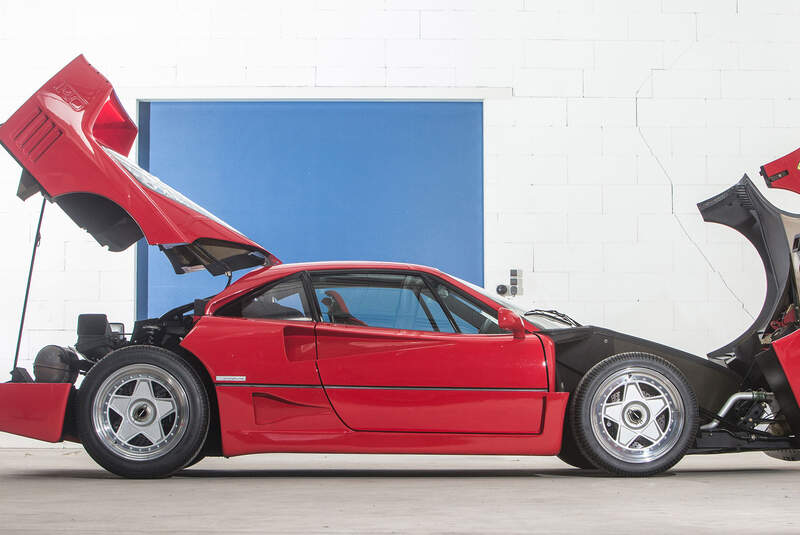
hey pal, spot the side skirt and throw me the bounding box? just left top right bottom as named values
left=216, top=386, right=569, bottom=458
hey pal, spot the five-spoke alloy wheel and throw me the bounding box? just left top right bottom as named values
left=570, top=353, right=698, bottom=476
left=92, top=364, right=189, bottom=461
left=79, top=346, right=209, bottom=478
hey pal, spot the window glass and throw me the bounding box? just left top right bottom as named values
left=419, top=291, right=456, bottom=334
left=311, top=272, right=454, bottom=332
left=217, top=277, right=311, bottom=320
left=433, top=283, right=507, bottom=335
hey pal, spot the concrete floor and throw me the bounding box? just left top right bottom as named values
left=0, top=448, right=798, bottom=534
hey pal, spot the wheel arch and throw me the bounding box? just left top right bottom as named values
left=168, top=346, right=222, bottom=457
left=54, top=192, right=144, bottom=252
left=545, top=326, right=742, bottom=415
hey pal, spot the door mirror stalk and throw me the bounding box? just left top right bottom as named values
left=497, top=308, right=526, bottom=339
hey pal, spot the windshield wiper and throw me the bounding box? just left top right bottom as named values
left=524, top=309, right=581, bottom=327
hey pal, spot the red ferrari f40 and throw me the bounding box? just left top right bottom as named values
left=2, top=57, right=800, bottom=478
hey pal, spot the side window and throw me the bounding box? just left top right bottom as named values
left=311, top=272, right=456, bottom=333
left=217, top=276, right=312, bottom=321
left=419, top=291, right=456, bottom=334
left=433, top=283, right=507, bottom=335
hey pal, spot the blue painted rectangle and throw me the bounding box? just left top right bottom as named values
left=139, top=101, right=483, bottom=318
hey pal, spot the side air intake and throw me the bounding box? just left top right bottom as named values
left=13, top=108, right=62, bottom=162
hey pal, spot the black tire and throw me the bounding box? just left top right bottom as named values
left=570, top=352, right=698, bottom=477
left=78, top=346, right=210, bottom=478
left=557, top=413, right=597, bottom=469
left=183, top=452, right=206, bottom=469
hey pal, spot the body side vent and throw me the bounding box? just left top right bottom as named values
left=13, top=108, right=62, bottom=162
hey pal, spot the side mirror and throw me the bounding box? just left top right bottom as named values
left=498, top=308, right=526, bottom=339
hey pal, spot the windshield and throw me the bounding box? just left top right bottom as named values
left=452, top=276, right=575, bottom=330
left=101, top=146, right=244, bottom=237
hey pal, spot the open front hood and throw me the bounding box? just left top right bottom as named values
left=698, top=175, right=800, bottom=360
left=0, top=55, right=279, bottom=275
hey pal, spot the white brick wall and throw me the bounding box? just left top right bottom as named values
left=2, top=1, right=800, bottom=445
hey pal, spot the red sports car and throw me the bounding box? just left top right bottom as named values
left=2, top=56, right=800, bottom=478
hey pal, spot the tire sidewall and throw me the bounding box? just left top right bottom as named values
left=558, top=401, right=597, bottom=469
left=78, top=346, right=209, bottom=478
left=571, top=352, right=698, bottom=476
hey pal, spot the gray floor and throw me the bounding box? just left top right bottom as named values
left=0, top=448, right=798, bottom=534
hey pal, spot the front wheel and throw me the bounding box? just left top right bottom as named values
left=570, top=353, right=698, bottom=477
left=78, top=346, right=210, bottom=478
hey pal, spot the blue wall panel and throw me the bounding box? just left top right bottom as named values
left=140, top=101, right=483, bottom=318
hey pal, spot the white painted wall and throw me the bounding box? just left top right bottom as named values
left=2, top=0, right=800, bottom=445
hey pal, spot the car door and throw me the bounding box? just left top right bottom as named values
left=312, top=270, right=549, bottom=434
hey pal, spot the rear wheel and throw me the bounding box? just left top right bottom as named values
left=571, top=353, right=698, bottom=477
left=78, top=346, right=209, bottom=478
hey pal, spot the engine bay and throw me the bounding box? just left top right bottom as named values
left=26, top=303, right=199, bottom=386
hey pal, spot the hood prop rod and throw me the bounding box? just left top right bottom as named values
left=10, top=196, right=46, bottom=381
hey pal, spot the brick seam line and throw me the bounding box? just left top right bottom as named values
left=634, top=40, right=755, bottom=321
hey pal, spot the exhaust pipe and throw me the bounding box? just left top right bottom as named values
left=700, top=391, right=773, bottom=431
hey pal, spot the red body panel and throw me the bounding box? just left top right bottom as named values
left=0, top=55, right=274, bottom=262
left=0, top=383, right=72, bottom=442
left=325, top=389, right=545, bottom=434
left=762, top=146, right=800, bottom=194
left=539, top=333, right=558, bottom=391
left=181, top=316, right=319, bottom=386
left=218, top=388, right=567, bottom=458
left=757, top=148, right=800, bottom=414
left=216, top=386, right=347, bottom=449
left=771, top=329, right=800, bottom=404
left=316, top=325, right=547, bottom=389
left=316, top=322, right=548, bottom=433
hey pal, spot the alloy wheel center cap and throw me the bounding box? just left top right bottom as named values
left=623, top=402, right=649, bottom=429
left=130, top=400, right=156, bottom=426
